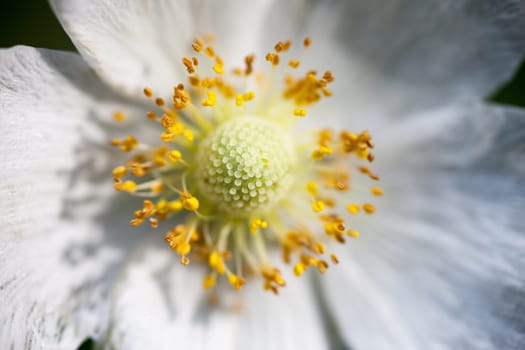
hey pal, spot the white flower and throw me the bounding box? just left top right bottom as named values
left=1, top=0, right=524, bottom=349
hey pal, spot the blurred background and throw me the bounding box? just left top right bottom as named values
left=0, top=1, right=523, bottom=107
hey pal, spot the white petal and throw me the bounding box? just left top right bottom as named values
left=0, top=46, right=144, bottom=348
left=103, top=241, right=329, bottom=350
left=322, top=104, right=525, bottom=349
left=328, top=0, right=525, bottom=111
left=50, top=0, right=278, bottom=98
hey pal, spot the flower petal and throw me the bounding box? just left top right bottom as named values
left=102, top=241, right=329, bottom=350
left=322, top=104, right=525, bottom=349
left=0, top=46, right=144, bottom=348
left=50, top=0, right=278, bottom=98
left=330, top=0, right=525, bottom=109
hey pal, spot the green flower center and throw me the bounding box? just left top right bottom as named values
left=196, top=117, right=296, bottom=216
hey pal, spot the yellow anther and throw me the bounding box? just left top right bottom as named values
left=129, top=218, right=143, bottom=227
left=201, top=91, right=217, bottom=107
left=303, top=37, right=312, bottom=47
left=112, top=166, right=127, bottom=179
left=288, top=59, right=300, bottom=68
left=192, top=39, right=203, bottom=52
left=322, top=88, right=333, bottom=97
left=346, top=204, right=361, bottom=214
left=312, top=200, right=325, bottom=213
left=265, top=52, right=280, bottom=66
left=155, top=199, right=169, bottom=214
left=168, top=150, right=182, bottom=163
left=274, top=41, right=285, bottom=52
left=151, top=183, right=164, bottom=194
left=160, top=132, right=175, bottom=142
left=249, top=218, right=268, bottom=233
left=209, top=252, right=226, bottom=275
left=227, top=273, right=246, bottom=291
left=168, top=122, right=184, bottom=135
left=363, top=203, right=375, bottom=214
left=146, top=111, right=157, bottom=120
left=188, top=75, right=200, bottom=86
left=311, top=146, right=333, bottom=160
left=181, top=256, right=190, bottom=265
left=203, top=274, right=216, bottom=289
left=205, top=46, right=215, bottom=58
left=149, top=217, right=159, bottom=228
left=175, top=241, right=191, bottom=255
left=317, top=260, right=329, bottom=273
left=113, top=111, right=127, bottom=122
left=235, top=94, right=244, bottom=106
left=213, top=63, right=224, bottom=74
left=182, top=196, right=199, bottom=211
left=294, top=109, right=307, bottom=117
left=306, top=181, right=318, bottom=196
left=119, top=136, right=138, bottom=152
left=371, top=187, right=384, bottom=196
left=182, top=56, right=193, bottom=68
left=183, top=130, right=194, bottom=142
left=293, top=263, right=306, bottom=276
left=122, top=181, right=137, bottom=192
left=173, top=84, right=191, bottom=109
left=315, top=242, right=326, bottom=254
left=143, top=87, right=153, bottom=98
left=347, top=230, right=360, bottom=238
left=155, top=97, right=165, bottom=107
left=168, top=200, right=183, bottom=212
left=243, top=91, right=255, bottom=101
left=330, top=254, right=339, bottom=264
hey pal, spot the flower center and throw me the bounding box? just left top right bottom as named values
left=196, top=117, right=295, bottom=216
left=110, top=35, right=383, bottom=296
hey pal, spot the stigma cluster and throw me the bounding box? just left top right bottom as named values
left=110, top=36, right=382, bottom=295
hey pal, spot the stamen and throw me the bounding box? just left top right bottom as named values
left=111, top=35, right=382, bottom=295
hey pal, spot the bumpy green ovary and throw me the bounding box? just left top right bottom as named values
left=196, top=117, right=296, bottom=216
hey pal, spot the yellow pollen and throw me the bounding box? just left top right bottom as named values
left=113, top=111, right=127, bottom=122
left=346, top=204, right=361, bottom=214
left=213, top=63, right=224, bottom=74
left=363, top=203, right=375, bottom=214
left=249, top=218, right=268, bottom=233
left=347, top=230, right=360, bottom=238
left=143, top=87, right=153, bottom=98
left=306, top=181, right=318, bottom=196
left=203, top=274, right=217, bottom=289
left=146, top=111, right=157, bottom=120
left=168, top=150, right=182, bottom=163
left=288, top=59, right=300, bottom=68
left=182, top=194, right=199, bottom=211
left=303, top=37, right=312, bottom=47
left=228, top=273, right=246, bottom=291
left=294, top=108, right=307, bottom=117
left=122, top=180, right=137, bottom=192
left=312, top=200, right=325, bottom=213
left=201, top=91, right=217, bottom=107
left=209, top=252, right=226, bottom=275
left=371, top=187, right=384, bottom=196
left=155, top=97, right=165, bottom=107
left=175, top=241, right=191, bottom=255
left=112, top=166, right=127, bottom=179
left=293, top=263, right=306, bottom=276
